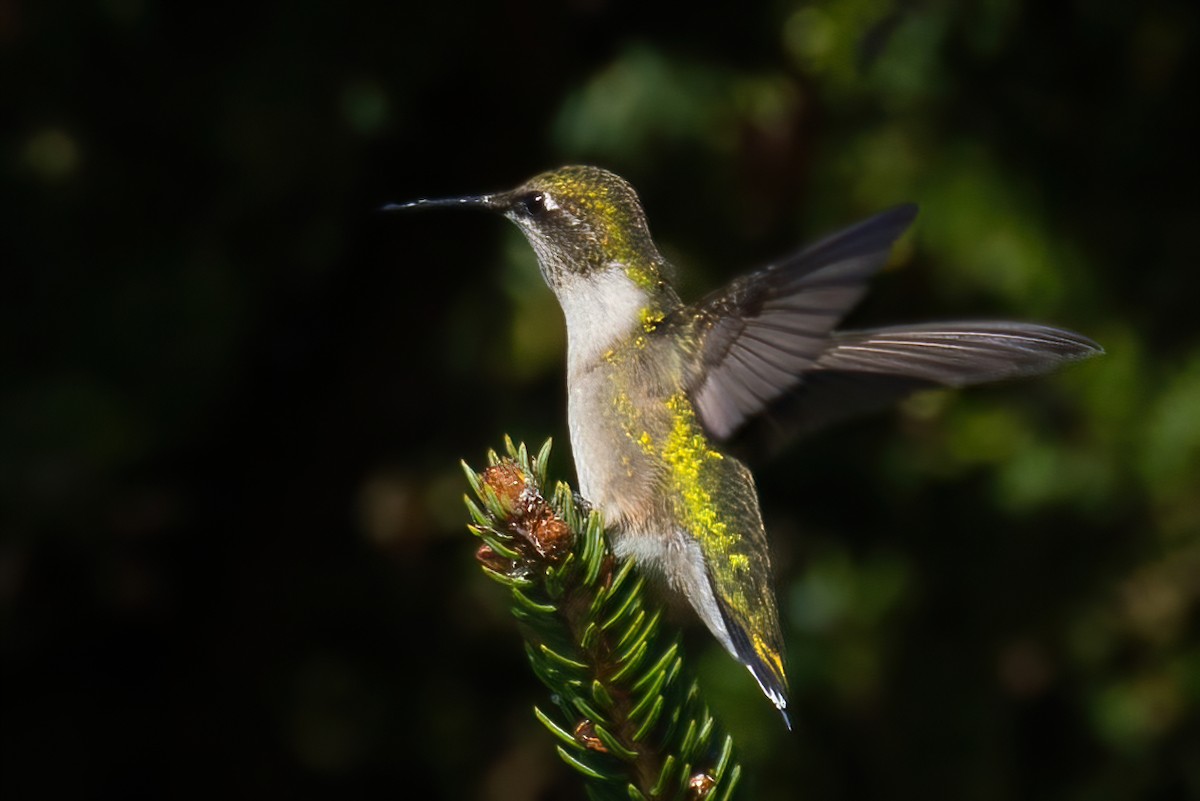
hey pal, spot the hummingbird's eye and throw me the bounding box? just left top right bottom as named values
left=518, top=192, right=547, bottom=216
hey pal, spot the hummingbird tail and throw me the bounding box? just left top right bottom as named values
left=720, top=604, right=792, bottom=730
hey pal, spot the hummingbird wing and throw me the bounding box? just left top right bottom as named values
left=735, top=322, right=1102, bottom=447
left=681, top=207, right=1101, bottom=443
left=817, top=322, right=1100, bottom=381
left=682, top=204, right=920, bottom=440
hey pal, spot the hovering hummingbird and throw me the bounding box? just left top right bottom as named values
left=390, top=166, right=1100, bottom=727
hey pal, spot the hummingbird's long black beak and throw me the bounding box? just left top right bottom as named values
left=380, top=195, right=495, bottom=212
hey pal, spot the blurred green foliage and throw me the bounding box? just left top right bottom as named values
left=2, top=1, right=1198, bottom=799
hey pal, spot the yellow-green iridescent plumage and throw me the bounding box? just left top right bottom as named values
left=571, top=318, right=789, bottom=718
left=653, top=392, right=787, bottom=695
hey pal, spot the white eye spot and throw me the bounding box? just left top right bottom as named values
left=541, top=193, right=559, bottom=211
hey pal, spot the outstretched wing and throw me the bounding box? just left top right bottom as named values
left=817, top=322, right=1100, bottom=381
left=734, top=322, right=1103, bottom=447
left=678, top=206, right=1103, bottom=443
left=682, top=205, right=919, bottom=440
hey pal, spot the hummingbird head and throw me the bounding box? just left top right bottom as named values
left=488, top=166, right=667, bottom=294
left=390, top=166, right=669, bottom=294
left=391, top=166, right=678, bottom=363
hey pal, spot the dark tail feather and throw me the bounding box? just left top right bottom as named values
left=718, top=602, right=792, bottom=729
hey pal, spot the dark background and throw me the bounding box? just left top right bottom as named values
left=4, top=1, right=1199, bottom=799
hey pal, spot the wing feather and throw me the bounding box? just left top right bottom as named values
left=672, top=204, right=1101, bottom=443
left=686, top=205, right=919, bottom=439
left=818, top=322, right=1102, bottom=384
left=735, top=322, right=1102, bottom=449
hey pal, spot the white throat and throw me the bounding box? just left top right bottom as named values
left=554, top=267, right=648, bottom=369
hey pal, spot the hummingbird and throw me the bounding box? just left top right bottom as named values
left=390, top=165, right=1101, bottom=727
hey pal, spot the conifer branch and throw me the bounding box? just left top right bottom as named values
left=463, top=437, right=742, bottom=801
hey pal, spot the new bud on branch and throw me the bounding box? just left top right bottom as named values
left=462, top=438, right=744, bottom=800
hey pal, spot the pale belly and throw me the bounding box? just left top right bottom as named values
left=566, top=372, right=740, bottom=657
left=566, top=368, right=665, bottom=531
